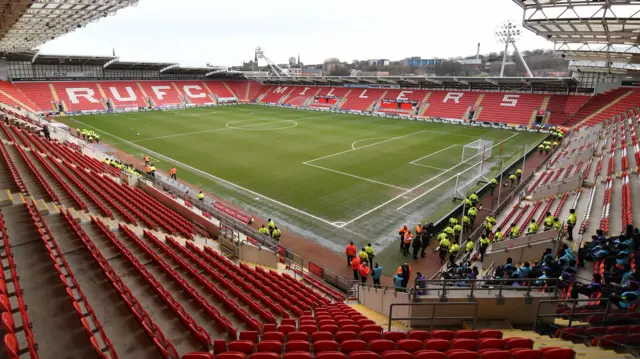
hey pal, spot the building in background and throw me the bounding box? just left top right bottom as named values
left=403, top=57, right=442, bottom=67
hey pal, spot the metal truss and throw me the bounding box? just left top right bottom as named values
left=0, top=0, right=139, bottom=52
left=513, top=0, right=640, bottom=45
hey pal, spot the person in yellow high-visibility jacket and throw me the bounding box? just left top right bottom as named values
left=528, top=219, right=539, bottom=234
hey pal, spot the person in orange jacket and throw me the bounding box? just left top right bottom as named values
left=350, top=256, right=360, bottom=281
left=170, top=167, right=177, bottom=180
left=403, top=232, right=413, bottom=256
left=399, top=225, right=408, bottom=251
left=345, top=242, right=357, bottom=266
left=359, top=263, right=371, bottom=285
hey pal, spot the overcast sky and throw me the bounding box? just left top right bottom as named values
left=39, top=0, right=552, bottom=67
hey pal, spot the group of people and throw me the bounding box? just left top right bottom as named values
left=258, top=218, right=281, bottom=241
left=398, top=223, right=435, bottom=259
left=76, top=128, right=101, bottom=143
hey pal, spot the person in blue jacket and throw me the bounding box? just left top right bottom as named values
left=372, top=263, right=383, bottom=288
left=394, top=274, right=404, bottom=292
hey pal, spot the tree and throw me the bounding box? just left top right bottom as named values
left=329, top=66, right=351, bottom=76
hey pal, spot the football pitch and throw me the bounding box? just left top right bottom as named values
left=60, top=105, right=546, bottom=271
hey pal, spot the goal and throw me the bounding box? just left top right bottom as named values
left=461, top=139, right=494, bottom=166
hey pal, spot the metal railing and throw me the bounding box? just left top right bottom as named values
left=534, top=298, right=613, bottom=330
left=388, top=302, right=479, bottom=331
left=414, top=277, right=561, bottom=299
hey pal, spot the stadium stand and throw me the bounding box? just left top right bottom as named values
left=5, top=64, right=640, bottom=358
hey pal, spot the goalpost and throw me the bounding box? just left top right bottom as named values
left=453, top=139, right=494, bottom=202
left=461, top=139, right=494, bottom=166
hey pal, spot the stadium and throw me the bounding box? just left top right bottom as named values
left=0, top=0, right=639, bottom=358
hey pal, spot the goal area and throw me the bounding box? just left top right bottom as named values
left=461, top=139, right=494, bottom=166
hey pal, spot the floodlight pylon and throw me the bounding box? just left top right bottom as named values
left=255, top=47, right=290, bottom=78
left=494, top=20, right=533, bottom=78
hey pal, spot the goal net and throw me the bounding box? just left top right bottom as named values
left=461, top=139, right=494, bottom=166
left=452, top=139, right=494, bottom=201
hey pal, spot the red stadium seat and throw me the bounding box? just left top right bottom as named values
left=263, top=332, right=285, bottom=343
left=215, top=354, right=246, bottom=359
left=229, top=340, right=255, bottom=354
left=287, top=332, right=309, bottom=341
left=299, top=325, right=317, bottom=335
left=335, top=331, right=358, bottom=343
left=407, top=330, right=430, bottom=341
left=250, top=353, right=280, bottom=359
left=425, top=339, right=451, bottom=352
left=506, top=338, right=534, bottom=349
left=361, top=325, right=383, bottom=333
left=240, top=331, right=260, bottom=343
left=539, top=348, right=575, bottom=359
left=340, top=340, right=367, bottom=353
left=4, top=334, right=19, bottom=359
left=359, top=331, right=383, bottom=342
left=478, top=338, right=506, bottom=350
left=381, top=350, right=413, bottom=359
left=448, top=352, right=478, bottom=359
left=283, top=352, right=312, bottom=359
left=320, top=325, right=339, bottom=334
left=183, top=353, right=214, bottom=359
left=285, top=340, right=311, bottom=352
left=431, top=330, right=455, bottom=341
left=257, top=340, right=282, bottom=353
left=264, top=324, right=276, bottom=332
left=455, top=330, right=479, bottom=339
left=478, top=350, right=511, bottom=359
left=415, top=350, right=446, bottom=359
left=316, top=352, right=346, bottom=359
left=314, top=340, right=339, bottom=353
left=349, top=351, right=379, bottom=359
left=277, top=325, right=296, bottom=334
left=383, top=331, right=408, bottom=342
left=451, top=338, right=478, bottom=351
left=312, top=332, right=334, bottom=342
left=396, top=339, right=423, bottom=353
left=478, top=330, right=503, bottom=339
left=369, top=339, right=395, bottom=353
left=1, top=312, right=15, bottom=334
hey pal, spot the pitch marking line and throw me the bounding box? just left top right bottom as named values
left=411, top=163, right=449, bottom=171
left=303, top=162, right=408, bottom=191
left=337, top=132, right=521, bottom=227
left=130, top=120, right=293, bottom=142
left=351, top=137, right=390, bottom=150
left=66, top=117, right=343, bottom=229
left=409, top=144, right=459, bottom=165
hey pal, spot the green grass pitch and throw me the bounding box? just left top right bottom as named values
left=60, top=105, right=546, bottom=273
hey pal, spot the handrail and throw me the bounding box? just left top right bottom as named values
left=414, top=277, right=560, bottom=299
left=534, top=298, right=613, bottom=331
left=388, top=302, right=479, bottom=331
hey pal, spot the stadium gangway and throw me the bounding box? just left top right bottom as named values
left=413, top=277, right=561, bottom=300
left=534, top=298, right=615, bottom=330
left=387, top=302, right=479, bottom=331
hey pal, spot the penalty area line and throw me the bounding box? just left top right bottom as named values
left=66, top=117, right=344, bottom=229
left=303, top=162, right=409, bottom=190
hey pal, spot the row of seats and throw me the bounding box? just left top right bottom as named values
left=206, top=347, right=575, bottom=359
left=0, top=124, right=59, bottom=203
left=22, top=199, right=117, bottom=358
left=193, top=243, right=307, bottom=317
left=622, top=172, right=632, bottom=228
left=212, top=339, right=574, bottom=359
left=599, top=176, right=612, bottom=234
left=564, top=88, right=629, bottom=127
left=254, top=266, right=327, bottom=309
left=92, top=218, right=211, bottom=348
left=140, top=229, right=257, bottom=335
left=0, top=132, right=28, bottom=195
left=174, top=239, right=289, bottom=321
left=0, top=210, right=39, bottom=358
left=236, top=329, right=504, bottom=344
left=59, top=209, right=180, bottom=358
left=121, top=226, right=250, bottom=335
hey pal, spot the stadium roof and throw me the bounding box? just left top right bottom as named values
left=513, top=0, right=640, bottom=72
left=106, top=61, right=178, bottom=71
left=0, top=0, right=139, bottom=52
left=251, top=75, right=578, bottom=91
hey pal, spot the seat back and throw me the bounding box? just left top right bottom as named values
left=369, top=339, right=395, bottom=353
left=340, top=339, right=367, bottom=353
left=313, top=340, right=339, bottom=353
left=316, top=352, right=346, bottom=359
left=431, top=330, right=455, bottom=340
left=381, top=350, right=413, bottom=359
left=4, top=334, right=19, bottom=359
left=407, top=330, right=431, bottom=341
left=383, top=331, right=408, bottom=342
left=263, top=332, right=285, bottom=343
left=359, top=331, right=382, bottom=342
left=287, top=332, right=309, bottom=341
left=285, top=340, right=311, bottom=352
left=415, top=350, right=446, bottom=359
left=397, top=339, right=423, bottom=353
left=425, top=339, right=451, bottom=352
